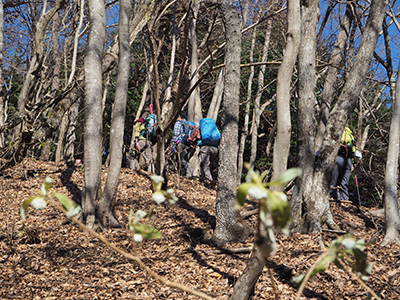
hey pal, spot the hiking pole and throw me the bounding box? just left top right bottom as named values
left=355, top=173, right=361, bottom=208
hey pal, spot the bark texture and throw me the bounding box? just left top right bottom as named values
left=271, top=0, right=300, bottom=181
left=82, top=0, right=106, bottom=227
left=291, top=0, right=319, bottom=230
left=212, top=0, right=251, bottom=245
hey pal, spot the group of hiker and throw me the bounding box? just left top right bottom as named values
left=126, top=105, right=363, bottom=198
left=126, top=109, right=220, bottom=183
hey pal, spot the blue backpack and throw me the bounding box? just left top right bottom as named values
left=178, top=120, right=197, bottom=144
left=198, top=118, right=220, bottom=146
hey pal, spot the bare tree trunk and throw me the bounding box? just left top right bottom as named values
left=309, top=0, right=388, bottom=233
left=291, top=0, right=319, bottom=230
left=207, top=68, right=224, bottom=121
left=188, top=1, right=202, bottom=178
left=249, top=20, right=272, bottom=168
left=212, top=0, right=251, bottom=245
left=82, top=0, right=106, bottom=228
left=237, top=27, right=256, bottom=185
left=382, top=60, right=400, bottom=246
left=98, top=0, right=130, bottom=229
left=51, top=10, right=61, bottom=93
left=55, top=113, right=68, bottom=163
left=188, top=0, right=202, bottom=124
left=64, top=98, right=81, bottom=165
left=66, top=0, right=85, bottom=89
left=271, top=0, right=300, bottom=181
left=314, top=3, right=354, bottom=152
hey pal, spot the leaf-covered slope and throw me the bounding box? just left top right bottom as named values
left=0, top=159, right=399, bottom=299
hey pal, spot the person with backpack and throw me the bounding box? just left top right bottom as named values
left=127, top=116, right=154, bottom=172
left=194, top=118, right=221, bottom=183
left=171, top=111, right=195, bottom=177
left=330, top=126, right=362, bottom=201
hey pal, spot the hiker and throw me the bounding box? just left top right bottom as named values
left=199, top=144, right=218, bottom=182
left=126, top=117, right=154, bottom=172
left=171, top=111, right=195, bottom=177
left=195, top=118, right=221, bottom=183
left=330, top=127, right=362, bottom=201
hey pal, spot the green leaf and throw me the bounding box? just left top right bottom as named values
left=150, top=175, right=165, bottom=184
left=152, top=191, right=165, bottom=204
left=291, top=274, right=306, bottom=287
left=266, top=190, right=292, bottom=231
left=266, top=168, right=302, bottom=187
left=164, top=189, right=178, bottom=205
left=31, top=197, right=47, bottom=210
left=134, top=223, right=162, bottom=240
left=17, top=223, right=26, bottom=237
left=19, top=195, right=47, bottom=237
left=248, top=186, right=268, bottom=200
left=133, top=233, right=143, bottom=243
left=20, top=195, right=41, bottom=221
left=150, top=175, right=164, bottom=191
left=312, top=254, right=332, bottom=276
left=44, top=176, right=53, bottom=192
left=234, top=183, right=253, bottom=209
left=66, top=205, right=81, bottom=218
left=133, top=210, right=147, bottom=225
left=342, top=238, right=357, bottom=250
left=53, top=193, right=81, bottom=218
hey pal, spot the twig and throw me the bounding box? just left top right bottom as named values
left=208, top=246, right=254, bottom=254
left=50, top=198, right=215, bottom=300
left=241, top=209, right=258, bottom=218
left=322, top=229, right=347, bottom=234
left=296, top=251, right=329, bottom=300
left=266, top=260, right=279, bottom=300
left=370, top=274, right=400, bottom=295
left=329, top=199, right=352, bottom=204
left=337, top=256, right=381, bottom=300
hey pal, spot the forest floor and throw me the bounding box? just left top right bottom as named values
left=0, top=158, right=399, bottom=300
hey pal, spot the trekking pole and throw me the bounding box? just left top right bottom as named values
left=355, top=173, right=361, bottom=208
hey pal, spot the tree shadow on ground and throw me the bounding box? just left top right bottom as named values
left=60, top=165, right=82, bottom=205
left=168, top=196, right=254, bottom=286
left=269, top=260, right=330, bottom=300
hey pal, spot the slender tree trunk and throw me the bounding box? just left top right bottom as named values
left=82, top=0, right=106, bottom=228
left=188, top=1, right=203, bottom=178
left=271, top=0, right=300, bottom=181
left=64, top=98, right=81, bottom=165
left=55, top=113, right=68, bottom=163
left=66, top=0, right=85, bottom=88
left=249, top=20, right=272, bottom=168
left=188, top=0, right=202, bottom=124
left=237, top=27, right=256, bottom=185
left=207, top=68, right=224, bottom=121
left=98, top=0, right=130, bottom=229
left=382, top=60, right=400, bottom=246
left=212, top=0, right=251, bottom=245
